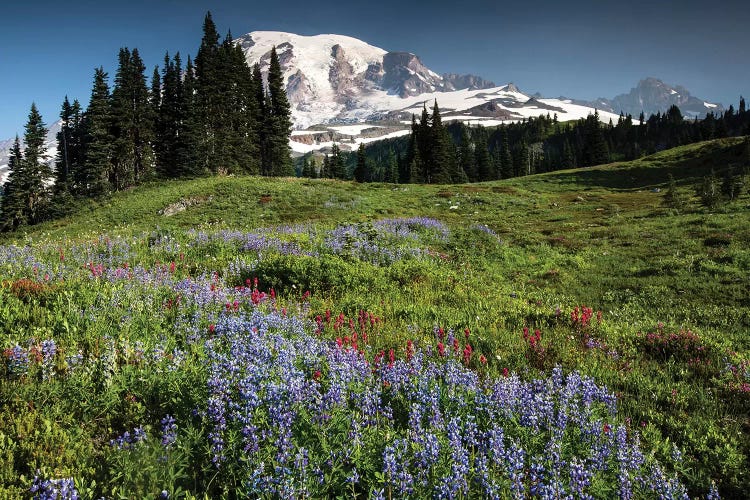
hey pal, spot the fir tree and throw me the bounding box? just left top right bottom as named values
left=561, top=139, right=575, bottom=169
left=696, top=170, right=721, bottom=209
left=386, top=150, right=399, bottom=184
left=354, top=143, right=367, bottom=182
left=194, top=12, right=222, bottom=173
left=0, top=137, right=25, bottom=230
left=458, top=126, right=476, bottom=181
left=329, top=143, right=345, bottom=179
left=663, top=173, right=688, bottom=212
left=54, top=96, right=75, bottom=191
left=51, top=97, right=83, bottom=214
left=7, top=104, right=52, bottom=225
left=266, top=47, right=294, bottom=176
left=474, top=130, right=492, bottom=181
left=428, top=100, right=454, bottom=184
left=500, top=130, right=513, bottom=179
left=251, top=63, right=267, bottom=175
left=408, top=137, right=422, bottom=184
left=80, top=67, right=113, bottom=197
left=110, top=47, right=154, bottom=189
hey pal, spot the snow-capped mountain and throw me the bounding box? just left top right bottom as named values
left=236, top=31, right=497, bottom=129
left=237, top=31, right=630, bottom=152
left=570, top=78, right=723, bottom=119
left=0, top=120, right=60, bottom=185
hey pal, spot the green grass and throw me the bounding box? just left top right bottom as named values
left=1, top=136, right=749, bottom=497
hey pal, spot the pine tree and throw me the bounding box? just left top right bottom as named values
left=458, top=126, right=476, bottom=181
left=696, top=170, right=721, bottom=209
left=663, top=173, right=688, bottom=212
left=386, top=150, right=399, bottom=184
left=583, top=112, right=609, bottom=166
left=51, top=97, right=83, bottom=214
left=226, top=40, right=260, bottom=174
left=500, top=130, right=513, bottom=179
left=329, top=143, right=345, bottom=179
left=54, top=96, right=75, bottom=191
left=740, top=96, right=746, bottom=115
left=80, top=67, right=113, bottom=197
left=266, top=47, right=294, bottom=176
left=194, top=12, right=222, bottom=173
left=251, top=63, right=267, bottom=175
left=429, top=101, right=454, bottom=184
left=6, top=104, right=52, bottom=225
left=561, top=139, right=575, bottom=169
left=514, top=142, right=529, bottom=177
left=110, top=47, right=154, bottom=189
left=0, top=137, right=25, bottom=230
left=354, top=143, right=367, bottom=182
left=474, top=130, right=492, bottom=181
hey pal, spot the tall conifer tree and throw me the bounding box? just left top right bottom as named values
left=80, top=67, right=113, bottom=197
left=266, top=47, right=293, bottom=176
left=0, top=137, right=25, bottom=230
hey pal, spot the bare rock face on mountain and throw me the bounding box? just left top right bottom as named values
left=442, top=73, right=497, bottom=92
left=379, top=52, right=446, bottom=97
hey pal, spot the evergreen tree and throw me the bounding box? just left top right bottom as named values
left=740, top=96, right=746, bottom=115
left=226, top=40, right=260, bottom=174
left=193, top=12, right=222, bottom=173
left=150, top=66, right=161, bottom=116
left=79, top=68, right=113, bottom=196
left=663, top=173, right=688, bottom=212
left=500, top=130, right=513, bottom=179
left=514, top=141, right=530, bottom=177
left=8, top=104, right=52, bottom=225
left=322, top=154, right=331, bottom=179
left=329, top=143, right=345, bottom=179
left=386, top=150, right=399, bottom=183
left=696, top=170, right=721, bottom=209
left=583, top=112, right=609, bottom=166
left=408, top=137, right=422, bottom=184
left=458, top=126, right=476, bottom=181
left=54, top=96, right=75, bottom=191
left=429, top=101, right=454, bottom=184
left=474, top=130, right=492, bottom=181
left=721, top=166, right=746, bottom=201
left=110, top=47, right=154, bottom=189
left=354, top=143, right=367, bottom=182
left=561, top=138, right=575, bottom=169
left=266, top=47, right=294, bottom=176
left=0, top=137, right=25, bottom=230
left=51, top=97, right=83, bottom=214
left=251, top=63, right=267, bottom=174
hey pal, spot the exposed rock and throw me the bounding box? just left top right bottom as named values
left=159, top=196, right=214, bottom=217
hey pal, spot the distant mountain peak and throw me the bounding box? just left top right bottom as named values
left=592, top=77, right=723, bottom=118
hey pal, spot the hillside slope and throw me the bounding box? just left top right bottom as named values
left=1, top=137, right=748, bottom=497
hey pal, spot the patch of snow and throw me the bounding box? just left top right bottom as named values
left=704, top=102, right=717, bottom=108
left=327, top=124, right=383, bottom=135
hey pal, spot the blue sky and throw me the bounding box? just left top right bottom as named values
left=1, top=0, right=748, bottom=138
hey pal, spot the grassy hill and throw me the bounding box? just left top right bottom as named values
left=1, top=137, right=748, bottom=498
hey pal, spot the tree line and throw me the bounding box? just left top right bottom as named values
left=1, top=12, right=293, bottom=231
left=302, top=97, right=750, bottom=184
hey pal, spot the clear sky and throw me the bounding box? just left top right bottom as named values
left=1, top=0, right=748, bottom=138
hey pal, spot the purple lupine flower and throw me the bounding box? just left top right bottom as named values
left=161, top=415, right=177, bottom=447
left=30, top=473, right=79, bottom=500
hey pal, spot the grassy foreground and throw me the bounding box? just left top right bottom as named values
left=1, top=137, right=748, bottom=498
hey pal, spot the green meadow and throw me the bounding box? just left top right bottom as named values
left=1, top=137, right=748, bottom=498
